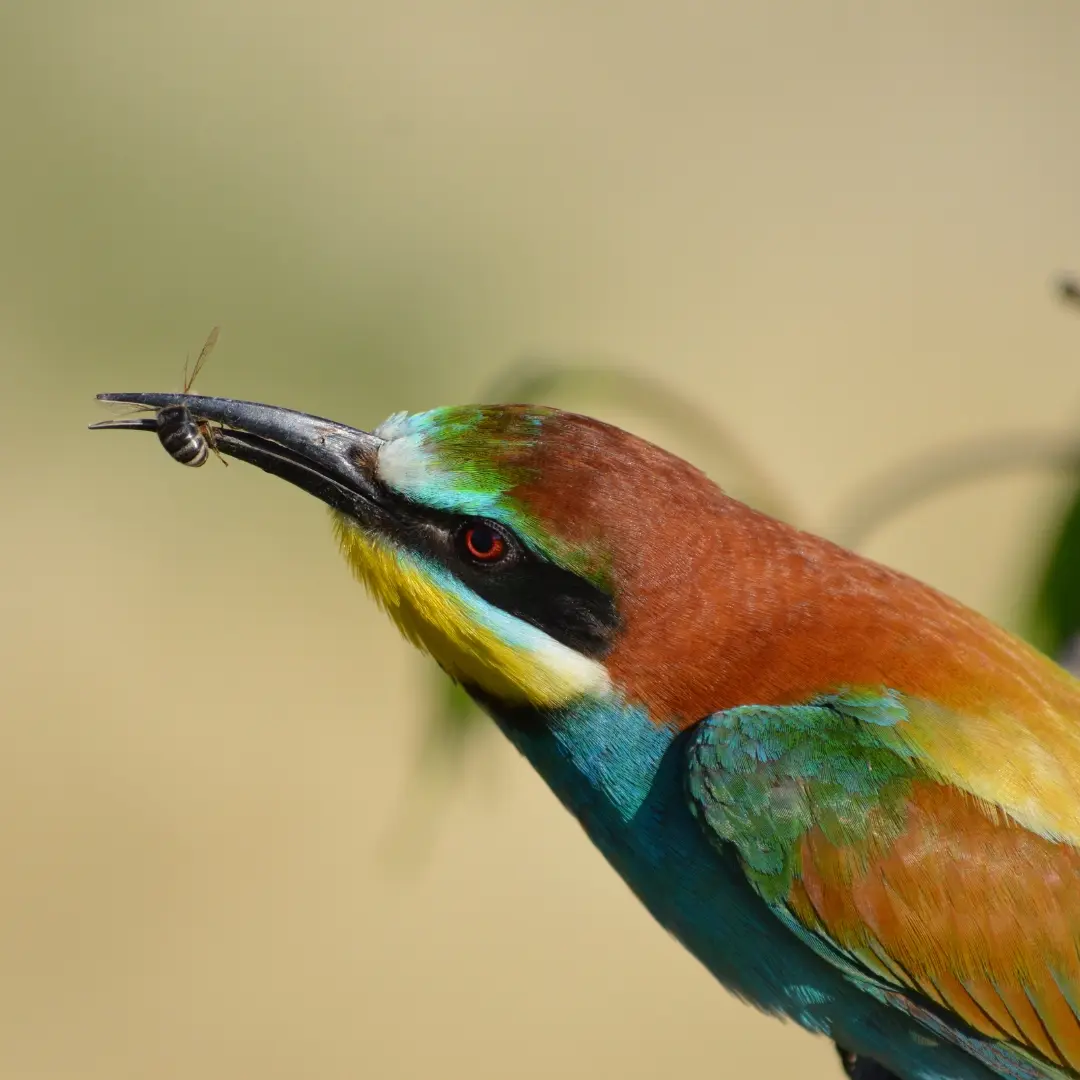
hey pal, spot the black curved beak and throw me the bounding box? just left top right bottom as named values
left=90, top=393, right=387, bottom=522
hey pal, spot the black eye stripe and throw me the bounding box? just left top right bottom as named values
left=386, top=501, right=619, bottom=658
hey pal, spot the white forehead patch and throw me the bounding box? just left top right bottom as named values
left=372, top=410, right=414, bottom=441
left=375, top=436, right=442, bottom=499
left=369, top=408, right=507, bottom=517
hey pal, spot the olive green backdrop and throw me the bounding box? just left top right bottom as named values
left=2, top=4, right=1079, bottom=1078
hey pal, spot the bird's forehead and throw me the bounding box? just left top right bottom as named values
left=371, top=404, right=615, bottom=588
left=372, top=404, right=548, bottom=517
left=373, top=404, right=548, bottom=444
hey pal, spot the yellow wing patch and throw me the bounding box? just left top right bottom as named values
left=897, top=661, right=1080, bottom=848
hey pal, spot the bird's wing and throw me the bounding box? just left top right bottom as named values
left=686, top=688, right=1080, bottom=1076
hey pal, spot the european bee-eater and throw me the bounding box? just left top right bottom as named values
left=93, top=394, right=1080, bottom=1080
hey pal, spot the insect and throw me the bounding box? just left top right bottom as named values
left=155, top=326, right=224, bottom=467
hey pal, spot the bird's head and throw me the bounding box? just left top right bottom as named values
left=93, top=395, right=759, bottom=723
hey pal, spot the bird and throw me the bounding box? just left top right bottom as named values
left=91, top=392, right=1080, bottom=1080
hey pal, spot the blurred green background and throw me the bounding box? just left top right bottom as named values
left=2, top=4, right=1080, bottom=1078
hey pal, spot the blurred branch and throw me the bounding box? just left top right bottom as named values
left=1059, top=274, right=1080, bottom=309
left=827, top=432, right=1080, bottom=550
left=829, top=275, right=1080, bottom=548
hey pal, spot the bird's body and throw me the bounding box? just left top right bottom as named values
left=92, top=395, right=1080, bottom=1080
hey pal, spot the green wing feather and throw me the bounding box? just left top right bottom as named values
left=687, top=690, right=1080, bottom=1076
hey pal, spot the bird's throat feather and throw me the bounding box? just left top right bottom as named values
left=331, top=513, right=610, bottom=707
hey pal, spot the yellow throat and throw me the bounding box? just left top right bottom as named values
left=331, top=513, right=611, bottom=708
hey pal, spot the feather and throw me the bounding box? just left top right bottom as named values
left=688, top=690, right=1080, bottom=1075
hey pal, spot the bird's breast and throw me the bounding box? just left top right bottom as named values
left=486, top=695, right=850, bottom=1030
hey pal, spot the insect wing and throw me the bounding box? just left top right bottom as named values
left=183, top=325, right=220, bottom=394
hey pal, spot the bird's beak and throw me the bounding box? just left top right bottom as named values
left=90, top=393, right=388, bottom=523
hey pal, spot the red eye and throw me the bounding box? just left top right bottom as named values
left=462, top=522, right=507, bottom=563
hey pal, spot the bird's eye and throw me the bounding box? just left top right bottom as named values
left=458, top=520, right=511, bottom=565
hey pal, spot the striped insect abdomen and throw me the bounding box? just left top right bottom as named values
left=156, top=404, right=209, bottom=467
